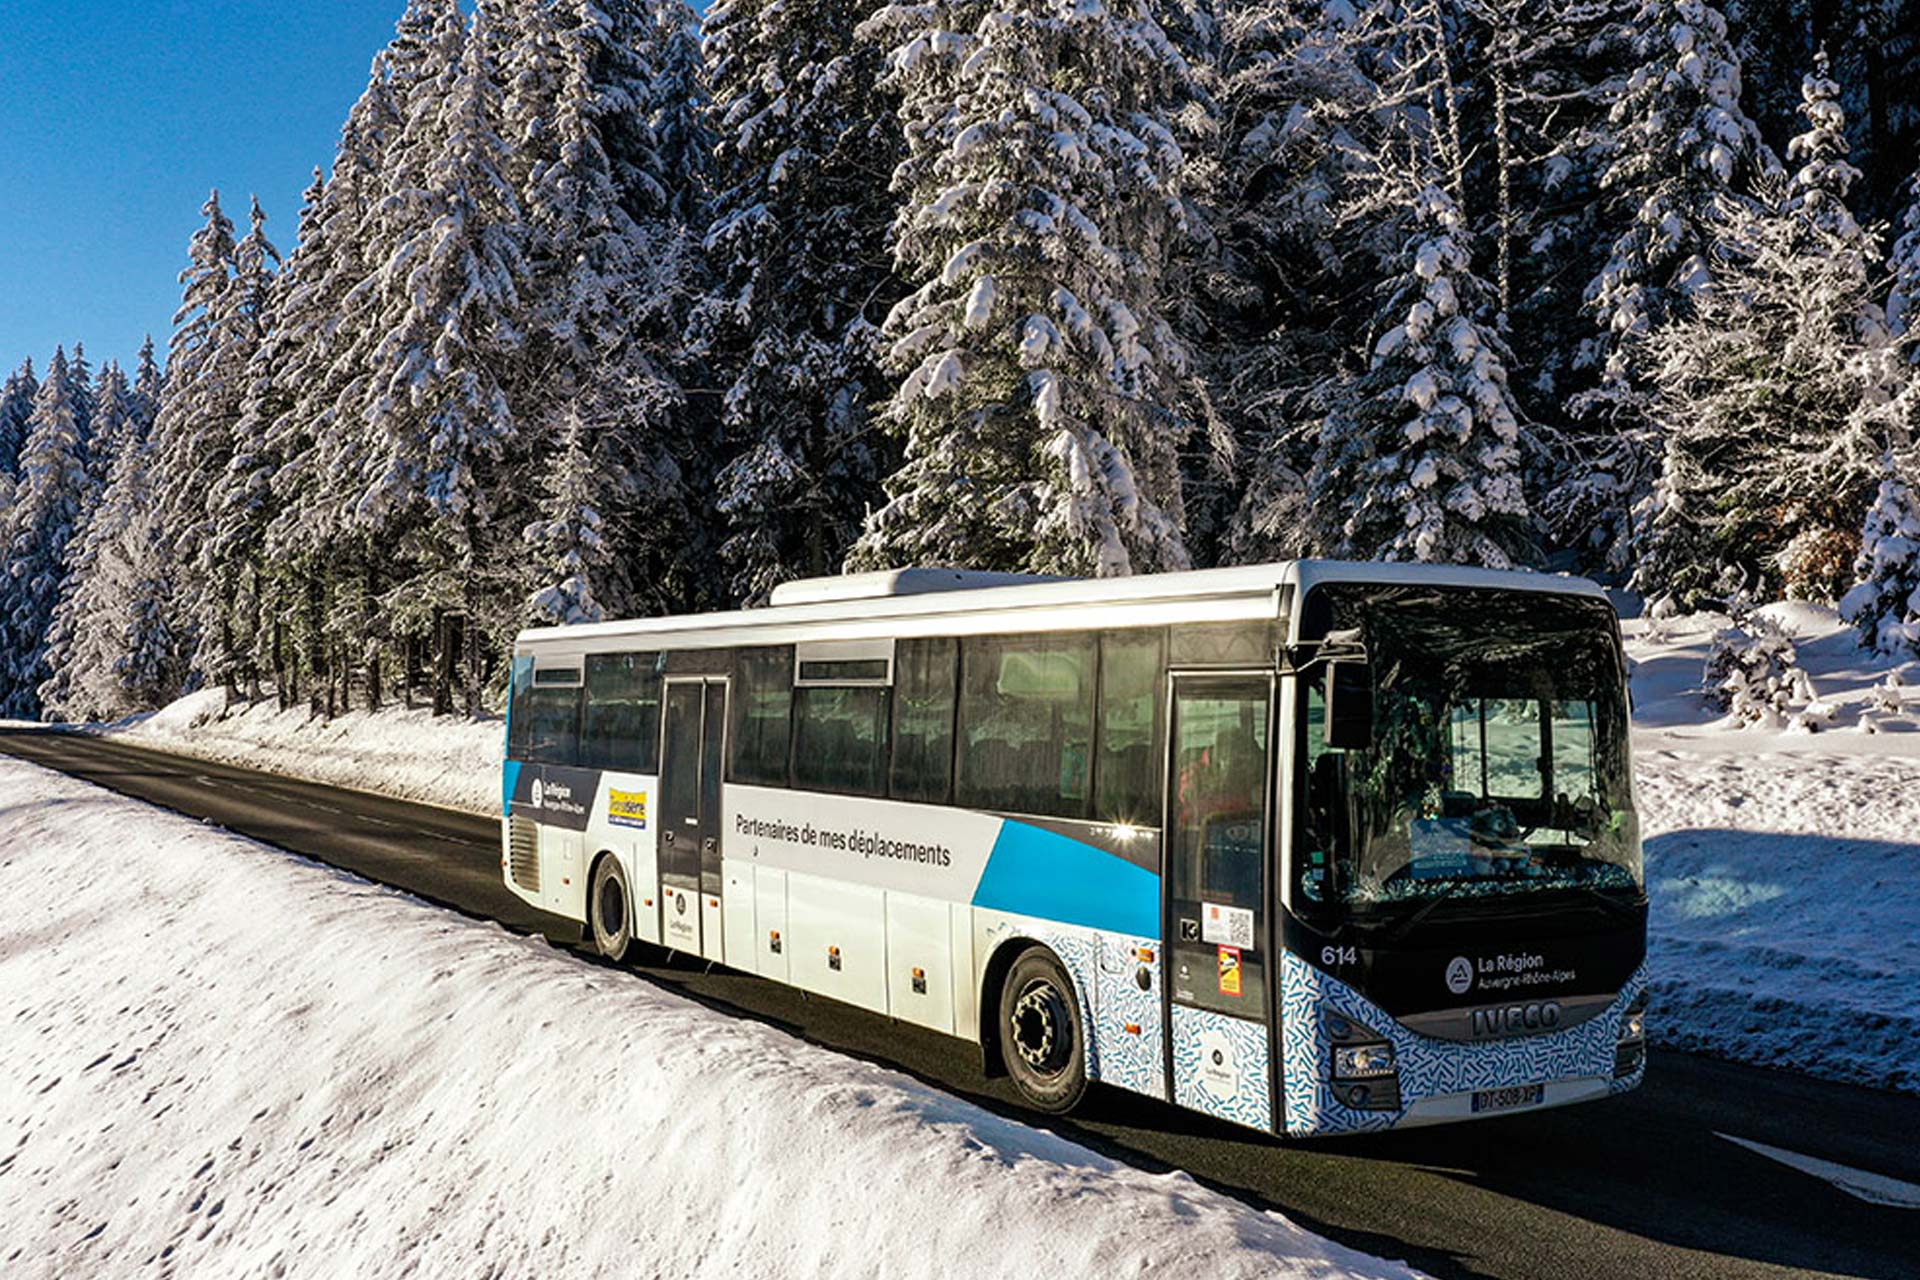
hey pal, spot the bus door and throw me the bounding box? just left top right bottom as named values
left=1164, top=676, right=1278, bottom=1132
left=659, top=677, right=728, bottom=961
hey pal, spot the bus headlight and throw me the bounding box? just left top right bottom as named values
left=1332, top=1043, right=1397, bottom=1080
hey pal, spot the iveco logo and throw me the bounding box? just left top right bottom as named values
left=1469, top=1002, right=1565, bottom=1040
left=1445, top=956, right=1474, bottom=995
left=529, top=779, right=545, bottom=809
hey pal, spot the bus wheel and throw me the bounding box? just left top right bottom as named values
left=589, top=855, right=633, bottom=962
left=999, top=948, right=1088, bottom=1114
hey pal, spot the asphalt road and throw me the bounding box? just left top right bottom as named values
left=4, top=727, right=1918, bottom=1280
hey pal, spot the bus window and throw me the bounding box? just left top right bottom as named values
left=730, top=647, right=794, bottom=786
left=1095, top=630, right=1164, bottom=824
left=508, top=658, right=534, bottom=760
left=793, top=686, right=891, bottom=796
left=525, top=686, right=581, bottom=766
left=582, top=653, right=662, bottom=773
left=890, top=638, right=956, bottom=803
left=956, top=633, right=1095, bottom=819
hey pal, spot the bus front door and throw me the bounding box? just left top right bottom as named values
left=659, top=677, right=728, bottom=961
left=1164, top=676, right=1278, bottom=1132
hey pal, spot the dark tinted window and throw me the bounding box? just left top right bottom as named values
left=957, top=633, right=1095, bottom=818
left=582, top=653, right=662, bottom=772
left=1096, top=631, right=1165, bottom=823
left=891, top=638, right=957, bottom=803
left=508, top=658, right=534, bottom=760
left=730, top=647, right=793, bottom=785
left=793, top=687, right=891, bottom=795
left=525, top=687, right=581, bottom=766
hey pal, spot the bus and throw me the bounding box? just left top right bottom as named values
left=501, top=560, right=1647, bottom=1137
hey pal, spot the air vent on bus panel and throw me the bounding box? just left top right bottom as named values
left=766, top=568, right=1074, bottom=608
left=508, top=816, right=541, bottom=894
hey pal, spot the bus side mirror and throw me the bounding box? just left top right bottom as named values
left=1325, top=662, right=1374, bottom=751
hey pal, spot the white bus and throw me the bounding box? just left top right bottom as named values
left=502, top=560, right=1647, bottom=1137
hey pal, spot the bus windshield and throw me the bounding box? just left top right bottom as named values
left=1296, top=585, right=1640, bottom=916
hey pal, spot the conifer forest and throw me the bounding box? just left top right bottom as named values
left=5, top=0, right=1919, bottom=723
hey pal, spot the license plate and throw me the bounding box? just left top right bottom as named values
left=1472, top=1084, right=1545, bottom=1114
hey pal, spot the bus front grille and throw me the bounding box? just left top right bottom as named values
left=508, top=816, right=541, bottom=894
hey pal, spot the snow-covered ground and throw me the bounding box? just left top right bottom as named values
left=0, top=758, right=1420, bottom=1280
left=101, top=687, right=503, bottom=814
left=1626, top=604, right=1920, bottom=1094
left=76, top=602, right=1920, bottom=1096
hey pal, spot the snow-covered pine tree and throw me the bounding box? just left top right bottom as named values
left=698, top=0, right=903, bottom=602
left=1307, top=179, right=1535, bottom=568
left=66, top=344, right=96, bottom=463
left=1889, top=167, right=1920, bottom=343
left=1641, top=61, right=1897, bottom=604
left=1567, top=0, right=1772, bottom=579
left=146, top=188, right=238, bottom=678
left=1585, top=0, right=1771, bottom=376
left=647, top=0, right=713, bottom=230
left=39, top=361, right=137, bottom=718
left=0, top=359, right=38, bottom=477
left=2, top=348, right=93, bottom=717
left=523, top=407, right=609, bottom=625
left=130, top=336, right=163, bottom=440
left=357, top=1, right=526, bottom=715
left=852, top=0, right=1200, bottom=578
left=1839, top=450, right=1920, bottom=657
left=1208, top=0, right=1375, bottom=565
left=507, top=0, right=699, bottom=621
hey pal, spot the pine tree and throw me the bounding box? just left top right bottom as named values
left=853, top=0, right=1200, bottom=578
left=1641, top=100, right=1897, bottom=608
left=1888, top=167, right=1920, bottom=343
left=698, top=0, right=904, bottom=601
left=2, top=349, right=92, bottom=717
left=130, top=336, right=164, bottom=439
left=84, top=362, right=138, bottom=492
left=0, top=359, right=38, bottom=477
left=1839, top=450, right=1920, bottom=657
left=523, top=407, right=609, bottom=625
left=357, top=1, right=527, bottom=715
left=1308, top=180, right=1535, bottom=567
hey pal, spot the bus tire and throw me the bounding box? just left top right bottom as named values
left=998, top=947, right=1088, bottom=1115
left=588, top=854, right=633, bottom=963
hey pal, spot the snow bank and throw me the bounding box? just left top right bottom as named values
left=102, top=687, right=503, bottom=814
left=0, top=758, right=1420, bottom=1280
left=1627, top=605, right=1920, bottom=1093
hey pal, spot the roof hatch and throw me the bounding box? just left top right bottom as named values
left=765, top=568, right=1073, bottom=608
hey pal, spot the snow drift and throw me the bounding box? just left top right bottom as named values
left=0, top=758, right=1419, bottom=1280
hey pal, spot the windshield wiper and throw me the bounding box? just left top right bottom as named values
left=1378, top=877, right=1475, bottom=945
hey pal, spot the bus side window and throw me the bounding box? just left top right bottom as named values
left=526, top=686, right=582, bottom=766
left=956, top=632, right=1095, bottom=820
left=1095, top=630, right=1164, bottom=825
left=508, top=658, right=534, bottom=761
left=891, top=638, right=957, bottom=803
left=582, top=653, right=662, bottom=773
left=730, top=647, right=795, bottom=786
left=793, top=686, right=891, bottom=796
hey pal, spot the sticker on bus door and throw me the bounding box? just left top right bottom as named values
left=1202, top=902, right=1254, bottom=948
left=1217, top=946, right=1243, bottom=997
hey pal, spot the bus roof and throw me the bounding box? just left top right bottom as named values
left=514, top=561, right=1606, bottom=656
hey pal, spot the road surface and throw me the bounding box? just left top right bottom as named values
left=3, top=727, right=1917, bottom=1280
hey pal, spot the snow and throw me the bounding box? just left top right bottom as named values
left=1627, top=604, right=1920, bottom=1093
left=0, top=756, right=1422, bottom=1280
left=102, top=688, right=503, bottom=815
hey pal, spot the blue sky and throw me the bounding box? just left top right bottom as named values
left=0, top=1, right=415, bottom=373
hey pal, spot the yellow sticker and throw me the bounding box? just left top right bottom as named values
left=1217, top=946, right=1242, bottom=997
left=608, top=789, right=649, bottom=830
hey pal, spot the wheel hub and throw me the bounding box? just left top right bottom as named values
left=1012, top=981, right=1069, bottom=1074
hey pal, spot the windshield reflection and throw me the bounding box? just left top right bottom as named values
left=1296, top=586, right=1640, bottom=913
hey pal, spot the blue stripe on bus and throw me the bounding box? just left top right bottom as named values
left=503, top=759, right=522, bottom=817
left=972, top=820, right=1161, bottom=940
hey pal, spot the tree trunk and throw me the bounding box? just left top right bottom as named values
left=364, top=557, right=382, bottom=712
left=432, top=607, right=453, bottom=717
left=305, top=572, right=327, bottom=719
